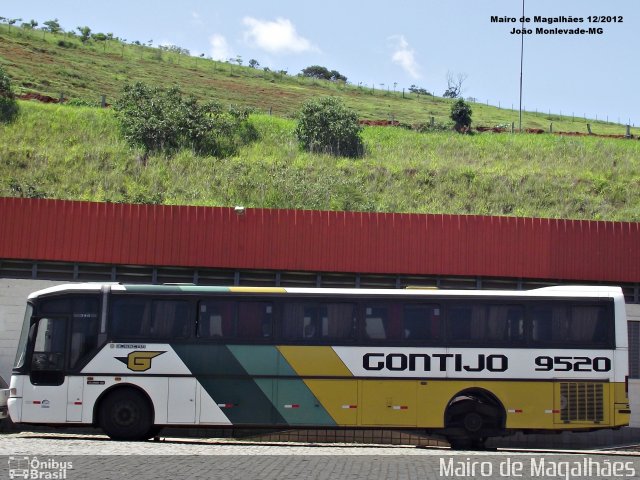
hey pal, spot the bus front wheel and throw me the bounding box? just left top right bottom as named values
left=99, top=388, right=154, bottom=441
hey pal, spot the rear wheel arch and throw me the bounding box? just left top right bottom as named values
left=444, top=388, right=506, bottom=425
left=443, top=387, right=507, bottom=447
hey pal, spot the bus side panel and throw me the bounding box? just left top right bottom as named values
left=80, top=377, right=169, bottom=425
left=360, top=380, right=417, bottom=426
left=303, top=379, right=358, bottom=425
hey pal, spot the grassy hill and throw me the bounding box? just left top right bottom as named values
left=0, top=26, right=637, bottom=136
left=1, top=24, right=639, bottom=221
left=2, top=101, right=640, bottom=221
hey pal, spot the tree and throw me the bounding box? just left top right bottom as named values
left=301, top=65, right=330, bottom=79
left=295, top=96, right=363, bottom=158
left=450, top=98, right=472, bottom=132
left=0, top=65, right=19, bottom=123
left=42, top=19, right=62, bottom=38
left=7, top=18, right=22, bottom=31
left=248, top=59, right=260, bottom=69
left=21, top=19, right=38, bottom=30
left=330, top=70, right=347, bottom=82
left=77, top=26, right=91, bottom=44
left=443, top=71, right=467, bottom=98
left=114, top=82, right=257, bottom=159
left=408, top=84, right=431, bottom=96
left=91, top=32, right=108, bottom=51
left=301, top=65, right=347, bottom=82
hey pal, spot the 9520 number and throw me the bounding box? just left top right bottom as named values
left=535, top=355, right=611, bottom=372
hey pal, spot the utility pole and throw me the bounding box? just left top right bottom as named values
left=519, top=0, right=525, bottom=132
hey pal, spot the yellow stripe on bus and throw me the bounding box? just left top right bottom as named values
left=228, top=287, right=287, bottom=293
left=278, top=346, right=352, bottom=377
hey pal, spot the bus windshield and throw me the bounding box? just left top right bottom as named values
left=13, top=303, right=33, bottom=369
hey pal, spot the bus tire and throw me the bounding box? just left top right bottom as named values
left=444, top=394, right=504, bottom=449
left=99, top=388, right=154, bottom=441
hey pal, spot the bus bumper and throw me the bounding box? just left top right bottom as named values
left=8, top=375, right=23, bottom=423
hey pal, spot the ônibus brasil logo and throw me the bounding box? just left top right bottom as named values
left=8, top=456, right=73, bottom=479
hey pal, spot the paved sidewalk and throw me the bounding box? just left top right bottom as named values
left=1, top=433, right=639, bottom=480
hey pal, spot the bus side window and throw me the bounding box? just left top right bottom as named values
left=448, top=306, right=472, bottom=341
left=282, top=302, right=355, bottom=341
left=70, top=314, right=99, bottom=369
left=531, top=306, right=552, bottom=342
left=531, top=304, right=572, bottom=345
left=237, top=302, right=272, bottom=339
left=570, top=305, right=610, bottom=346
left=111, top=298, right=150, bottom=337
left=318, top=303, right=355, bottom=340
left=364, top=306, right=387, bottom=340
left=403, top=304, right=441, bottom=341
left=198, top=300, right=235, bottom=338
left=485, top=305, right=524, bottom=342
left=282, top=303, right=310, bottom=340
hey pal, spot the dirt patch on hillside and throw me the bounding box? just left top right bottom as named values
left=554, top=131, right=631, bottom=139
left=476, top=126, right=507, bottom=133
left=18, top=93, right=62, bottom=103
left=359, top=120, right=400, bottom=126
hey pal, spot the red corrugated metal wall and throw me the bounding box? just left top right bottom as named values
left=1, top=197, right=639, bottom=282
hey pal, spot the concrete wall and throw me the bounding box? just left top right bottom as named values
left=0, top=279, right=69, bottom=382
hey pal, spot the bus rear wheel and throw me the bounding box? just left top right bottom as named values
left=444, top=396, right=504, bottom=450
left=99, top=388, right=154, bottom=441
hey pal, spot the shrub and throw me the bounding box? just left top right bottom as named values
left=114, top=82, right=257, bottom=158
left=0, top=65, right=19, bottom=123
left=295, top=96, right=363, bottom=158
left=450, top=98, right=472, bottom=132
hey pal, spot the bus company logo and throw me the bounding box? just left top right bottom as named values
left=115, top=351, right=165, bottom=372
left=362, top=352, right=509, bottom=373
left=8, top=456, right=73, bottom=479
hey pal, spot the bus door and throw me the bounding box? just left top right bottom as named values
left=22, top=316, right=85, bottom=423
left=23, top=316, right=69, bottom=423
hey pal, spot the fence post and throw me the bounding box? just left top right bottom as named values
left=511, top=122, right=515, bottom=133
left=269, top=107, right=272, bottom=116
left=549, top=123, right=553, bottom=133
left=626, top=125, right=632, bottom=138
left=100, top=95, right=106, bottom=108
left=402, top=88, right=405, bottom=99
left=586, top=123, right=592, bottom=135
left=59, top=92, right=64, bottom=103
left=430, top=116, right=435, bottom=127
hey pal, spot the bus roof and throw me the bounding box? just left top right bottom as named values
left=27, top=282, right=624, bottom=300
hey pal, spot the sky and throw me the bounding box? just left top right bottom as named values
left=3, top=0, right=639, bottom=125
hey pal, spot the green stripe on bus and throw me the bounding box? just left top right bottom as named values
left=229, top=345, right=336, bottom=426
left=227, top=345, right=294, bottom=376
left=123, top=285, right=231, bottom=293
left=172, top=344, right=286, bottom=425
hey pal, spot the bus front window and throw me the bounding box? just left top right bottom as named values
left=13, top=303, right=33, bottom=370
left=31, top=317, right=67, bottom=371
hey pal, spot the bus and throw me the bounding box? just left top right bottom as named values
left=8, top=283, right=630, bottom=448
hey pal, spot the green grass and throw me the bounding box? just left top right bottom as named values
left=2, top=101, right=640, bottom=221
left=0, top=26, right=637, bottom=136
